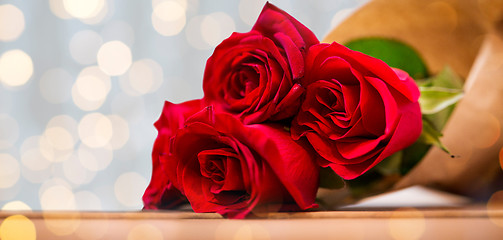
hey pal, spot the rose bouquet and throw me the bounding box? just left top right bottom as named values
left=142, top=2, right=463, bottom=218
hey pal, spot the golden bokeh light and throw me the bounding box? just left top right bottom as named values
left=39, top=68, right=73, bottom=104
left=1, top=201, right=31, bottom=211
left=474, top=111, right=500, bottom=148
left=0, top=154, right=20, bottom=189
left=128, top=224, right=163, bottom=240
left=185, top=15, right=209, bottom=49
left=69, top=30, right=103, bottom=65
left=49, top=0, right=72, bottom=19
left=388, top=208, right=425, bottom=240
left=108, top=115, right=130, bottom=150
left=114, top=172, right=148, bottom=208
left=0, top=4, right=25, bottom=42
left=38, top=133, right=73, bottom=163
left=75, top=217, right=109, bottom=240
left=62, top=0, right=105, bottom=19
left=74, top=191, right=102, bottom=210
left=0, top=114, right=19, bottom=150
left=487, top=190, right=503, bottom=227
left=63, top=154, right=96, bottom=185
left=43, top=213, right=81, bottom=236
left=77, top=143, right=113, bottom=171
left=72, top=66, right=111, bottom=111
left=44, top=127, right=75, bottom=151
left=40, top=185, right=77, bottom=211
left=201, top=12, right=235, bottom=47
left=0, top=49, right=33, bottom=87
left=80, top=0, right=109, bottom=25
left=78, top=112, right=113, bottom=148
left=97, top=40, right=132, bottom=76
left=152, top=0, right=188, bottom=10
left=120, top=59, right=164, bottom=96
left=20, top=147, right=52, bottom=171
left=151, top=0, right=186, bottom=36
left=0, top=215, right=36, bottom=240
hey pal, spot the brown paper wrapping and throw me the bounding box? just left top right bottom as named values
left=323, top=0, right=503, bottom=200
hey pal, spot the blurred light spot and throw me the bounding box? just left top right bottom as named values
left=330, top=8, right=355, bottom=29
left=0, top=114, right=19, bottom=150
left=78, top=113, right=113, bottom=148
left=128, top=224, right=163, bottom=240
left=0, top=154, right=20, bottom=189
left=152, top=0, right=188, bottom=9
left=75, top=191, right=102, bottom=210
left=2, top=201, right=31, bottom=211
left=72, top=66, right=111, bottom=111
left=39, top=68, right=73, bottom=104
left=97, top=40, right=132, bottom=76
left=63, top=0, right=104, bottom=19
left=114, top=172, right=147, bottom=208
left=43, top=212, right=81, bottom=236
left=201, top=12, right=235, bottom=47
left=108, top=115, right=130, bottom=150
left=75, top=216, right=108, bottom=240
left=0, top=4, right=25, bottom=42
left=46, top=115, right=79, bottom=144
left=78, top=143, right=113, bottom=171
left=0, top=49, right=33, bottom=87
left=101, top=20, right=135, bottom=47
left=75, top=74, right=109, bottom=102
left=152, top=0, right=186, bottom=36
left=474, top=112, right=500, bottom=148
left=69, top=30, right=103, bottom=65
left=39, top=133, right=73, bottom=163
left=44, top=127, right=74, bottom=151
left=215, top=222, right=271, bottom=240
left=487, top=190, right=503, bottom=227
left=50, top=0, right=72, bottom=19
left=21, top=148, right=52, bottom=171
left=120, top=59, right=164, bottom=96
left=388, top=208, right=425, bottom=240
left=40, top=185, right=76, bottom=210
left=238, top=0, right=267, bottom=26
left=80, top=0, right=109, bottom=25
left=234, top=225, right=253, bottom=240
left=63, top=154, right=96, bottom=185
left=185, top=15, right=209, bottom=49
left=0, top=215, right=36, bottom=240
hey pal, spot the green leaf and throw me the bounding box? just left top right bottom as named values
left=376, top=151, right=402, bottom=176
left=417, top=118, right=450, bottom=154
left=419, top=86, right=464, bottom=114
left=420, top=66, right=463, bottom=89
left=319, top=167, right=345, bottom=189
left=344, top=37, right=428, bottom=79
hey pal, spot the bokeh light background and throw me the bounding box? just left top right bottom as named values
left=0, top=0, right=368, bottom=211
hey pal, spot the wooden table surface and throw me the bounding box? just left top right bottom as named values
left=1, top=207, right=503, bottom=239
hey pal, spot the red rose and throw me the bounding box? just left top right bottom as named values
left=291, top=42, right=422, bottom=180
left=203, top=2, right=319, bottom=124
left=151, top=103, right=319, bottom=218
left=143, top=100, right=203, bottom=209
